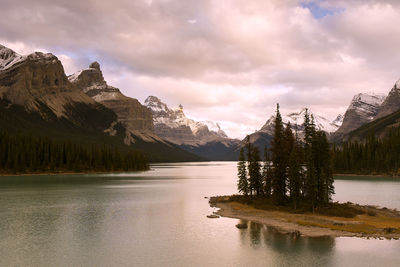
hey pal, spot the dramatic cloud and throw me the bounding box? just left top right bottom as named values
left=1, top=0, right=400, bottom=138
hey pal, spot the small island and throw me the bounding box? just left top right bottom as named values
left=209, top=105, right=400, bottom=239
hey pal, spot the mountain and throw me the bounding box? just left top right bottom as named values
left=259, top=108, right=341, bottom=136
left=69, top=62, right=159, bottom=144
left=333, top=93, right=386, bottom=140
left=0, top=44, right=202, bottom=163
left=145, top=95, right=229, bottom=145
left=375, top=80, right=400, bottom=119
left=0, top=44, right=96, bottom=119
left=145, top=96, right=240, bottom=160
left=338, top=84, right=400, bottom=143
left=242, top=108, right=342, bottom=156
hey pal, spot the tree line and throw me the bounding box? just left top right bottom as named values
left=237, top=104, right=334, bottom=210
left=0, top=131, right=148, bottom=174
left=333, top=127, right=400, bottom=175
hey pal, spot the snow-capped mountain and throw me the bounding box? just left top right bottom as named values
left=0, top=44, right=25, bottom=71
left=0, top=44, right=95, bottom=118
left=260, top=108, right=342, bottom=135
left=144, top=96, right=229, bottom=145
left=335, top=93, right=386, bottom=136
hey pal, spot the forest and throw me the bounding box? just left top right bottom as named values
left=237, top=105, right=334, bottom=211
left=333, top=127, right=400, bottom=175
left=0, top=131, right=148, bottom=174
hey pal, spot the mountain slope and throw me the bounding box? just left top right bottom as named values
left=145, top=96, right=229, bottom=145
left=69, top=62, right=159, bottom=144
left=242, top=108, right=341, bottom=157
left=145, top=95, right=240, bottom=160
left=344, top=107, right=400, bottom=142
left=333, top=93, right=385, bottom=140
left=0, top=44, right=202, bottom=163
left=375, top=80, right=400, bottom=119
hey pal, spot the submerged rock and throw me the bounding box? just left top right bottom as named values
left=235, top=223, right=248, bottom=229
left=207, top=214, right=219, bottom=219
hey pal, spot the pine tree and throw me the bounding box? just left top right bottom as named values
left=262, top=147, right=272, bottom=198
left=303, top=109, right=318, bottom=210
left=271, top=103, right=286, bottom=204
left=248, top=146, right=263, bottom=195
left=237, top=148, right=249, bottom=196
left=288, top=132, right=302, bottom=209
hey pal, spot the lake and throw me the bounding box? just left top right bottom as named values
left=1, top=162, right=400, bottom=266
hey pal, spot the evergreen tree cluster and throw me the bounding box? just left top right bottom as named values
left=0, top=131, right=148, bottom=174
left=333, top=127, right=400, bottom=175
left=237, top=104, right=334, bottom=210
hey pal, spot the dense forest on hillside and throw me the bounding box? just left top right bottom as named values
left=333, top=127, right=400, bottom=175
left=0, top=131, right=148, bottom=174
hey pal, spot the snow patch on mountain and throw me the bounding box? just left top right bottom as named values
left=144, top=96, right=229, bottom=144
left=348, top=93, right=386, bottom=119
left=0, top=44, right=25, bottom=71
left=260, top=108, right=342, bottom=135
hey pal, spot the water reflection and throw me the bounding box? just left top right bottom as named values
left=0, top=162, right=399, bottom=267
left=239, top=219, right=335, bottom=255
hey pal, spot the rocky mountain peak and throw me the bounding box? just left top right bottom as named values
left=0, top=44, right=24, bottom=71
left=0, top=44, right=17, bottom=60
left=349, top=93, right=385, bottom=114
left=144, top=96, right=170, bottom=115
left=145, top=96, right=230, bottom=145
left=68, top=62, right=111, bottom=94
left=89, top=61, right=101, bottom=71
left=69, top=63, right=154, bottom=138
left=0, top=44, right=96, bottom=118
left=260, top=108, right=341, bottom=135
left=375, top=81, right=400, bottom=119
left=334, top=92, right=385, bottom=137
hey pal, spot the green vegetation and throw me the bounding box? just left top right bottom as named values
left=333, top=127, right=400, bottom=175
left=211, top=195, right=365, bottom=218
left=0, top=131, right=148, bottom=174
left=237, top=104, right=334, bottom=211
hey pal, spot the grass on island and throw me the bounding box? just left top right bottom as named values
left=210, top=195, right=400, bottom=237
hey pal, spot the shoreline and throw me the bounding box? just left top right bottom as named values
left=210, top=197, right=400, bottom=239
left=0, top=169, right=149, bottom=177
left=334, top=173, right=400, bottom=179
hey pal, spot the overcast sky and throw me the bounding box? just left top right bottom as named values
left=1, top=0, right=400, bottom=139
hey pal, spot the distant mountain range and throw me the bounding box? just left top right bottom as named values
left=0, top=44, right=201, bottom=162
left=2, top=43, right=400, bottom=162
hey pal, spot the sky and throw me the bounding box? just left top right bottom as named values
left=1, top=0, right=400, bottom=139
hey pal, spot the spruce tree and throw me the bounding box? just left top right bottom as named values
left=262, top=147, right=272, bottom=198
left=248, top=146, right=263, bottom=196
left=288, top=132, right=302, bottom=209
left=237, top=148, right=249, bottom=196
left=271, top=103, right=286, bottom=204
left=303, top=109, right=317, bottom=210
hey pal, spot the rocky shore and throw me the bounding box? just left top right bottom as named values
left=209, top=196, right=400, bottom=239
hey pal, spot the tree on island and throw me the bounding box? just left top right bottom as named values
left=270, top=104, right=287, bottom=204
left=262, top=147, right=272, bottom=198
left=236, top=104, right=335, bottom=211
left=237, top=147, right=249, bottom=196
left=288, top=128, right=303, bottom=209
left=248, top=145, right=263, bottom=195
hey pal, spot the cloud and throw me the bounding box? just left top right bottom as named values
left=1, top=0, right=400, bottom=138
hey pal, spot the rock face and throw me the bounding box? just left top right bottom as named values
left=69, top=63, right=155, bottom=141
left=145, top=96, right=229, bottom=145
left=0, top=44, right=94, bottom=118
left=375, top=81, right=400, bottom=119
left=335, top=93, right=385, bottom=136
